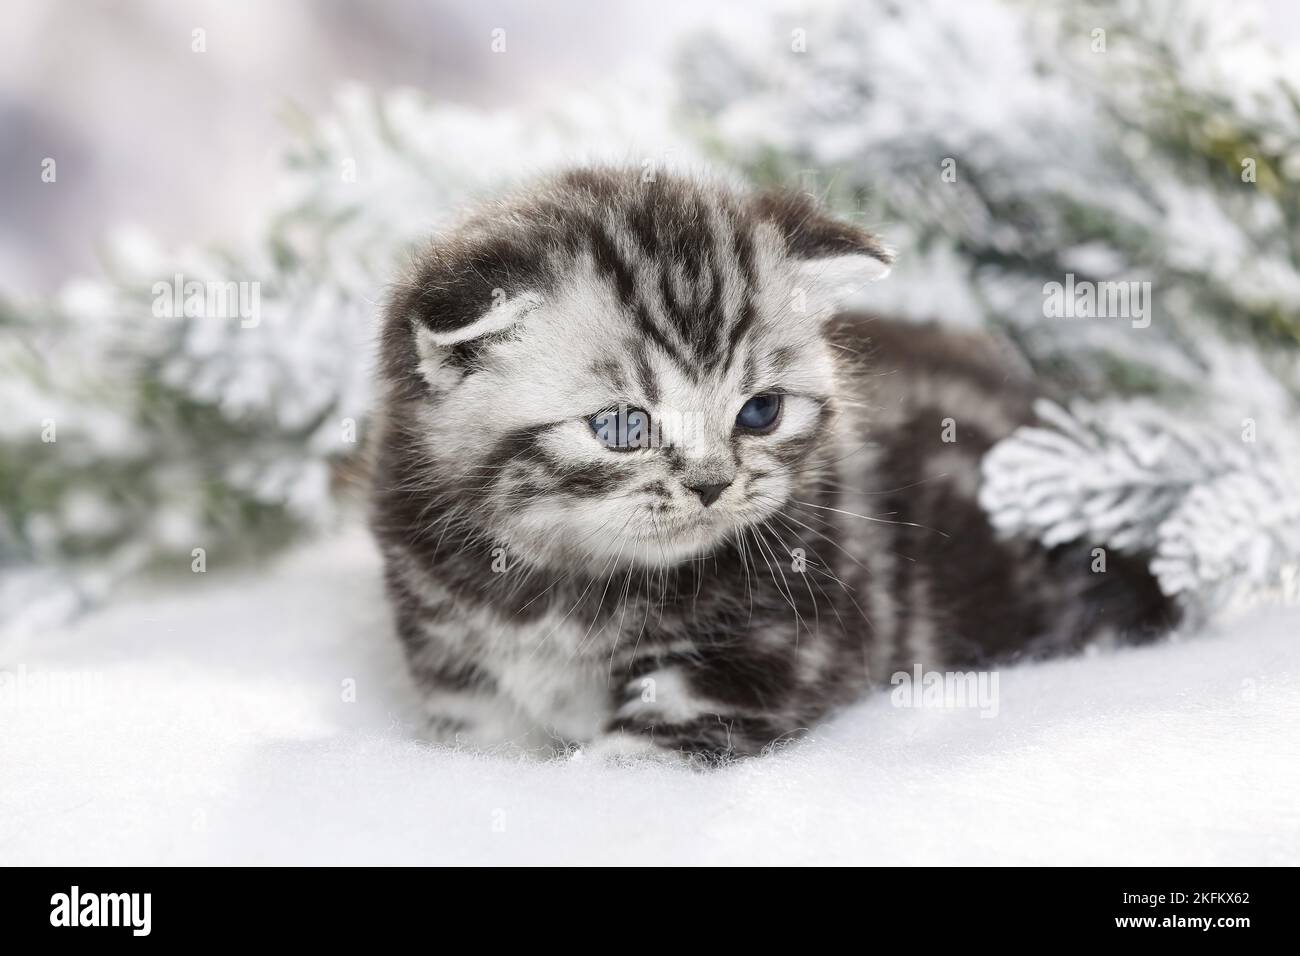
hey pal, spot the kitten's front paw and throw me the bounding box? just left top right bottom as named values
left=422, top=712, right=468, bottom=744
left=571, top=732, right=690, bottom=768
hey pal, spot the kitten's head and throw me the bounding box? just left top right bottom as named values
left=378, top=168, right=890, bottom=571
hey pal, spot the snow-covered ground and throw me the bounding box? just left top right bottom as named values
left=2, top=531, right=1297, bottom=866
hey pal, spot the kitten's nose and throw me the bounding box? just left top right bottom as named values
left=686, top=480, right=732, bottom=507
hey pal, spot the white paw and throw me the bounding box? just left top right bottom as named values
left=571, top=732, right=689, bottom=768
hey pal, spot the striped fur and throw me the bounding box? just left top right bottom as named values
left=369, top=168, right=1175, bottom=762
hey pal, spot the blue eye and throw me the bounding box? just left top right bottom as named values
left=590, top=406, right=652, bottom=450
left=735, top=394, right=782, bottom=432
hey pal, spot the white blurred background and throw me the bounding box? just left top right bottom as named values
left=4, top=0, right=1297, bottom=293
left=0, top=0, right=766, bottom=291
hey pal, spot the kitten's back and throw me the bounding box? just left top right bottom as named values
left=833, top=313, right=1177, bottom=666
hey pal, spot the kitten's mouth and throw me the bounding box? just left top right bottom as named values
left=506, top=492, right=785, bottom=571
left=634, top=503, right=769, bottom=559
left=644, top=506, right=730, bottom=539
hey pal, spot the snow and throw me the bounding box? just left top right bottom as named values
left=2, top=530, right=1298, bottom=866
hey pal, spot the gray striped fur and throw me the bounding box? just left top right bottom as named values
left=369, top=168, right=1175, bottom=762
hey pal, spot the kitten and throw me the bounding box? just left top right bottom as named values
left=369, top=168, right=1174, bottom=762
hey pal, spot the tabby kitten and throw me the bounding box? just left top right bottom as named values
left=370, top=168, right=1173, bottom=762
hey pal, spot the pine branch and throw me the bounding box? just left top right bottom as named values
left=981, top=399, right=1300, bottom=614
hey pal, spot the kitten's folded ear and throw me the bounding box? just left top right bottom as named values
left=754, top=189, right=893, bottom=314
left=410, top=288, right=542, bottom=388
left=414, top=288, right=542, bottom=349
left=384, top=234, right=545, bottom=392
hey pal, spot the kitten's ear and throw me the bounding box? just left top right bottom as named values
left=754, top=189, right=893, bottom=313
left=382, top=217, right=550, bottom=395
left=413, top=289, right=543, bottom=350
left=384, top=235, right=545, bottom=396
left=406, top=288, right=542, bottom=389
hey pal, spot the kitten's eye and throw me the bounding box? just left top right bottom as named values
left=735, top=393, right=782, bottom=432
left=590, top=406, right=652, bottom=450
